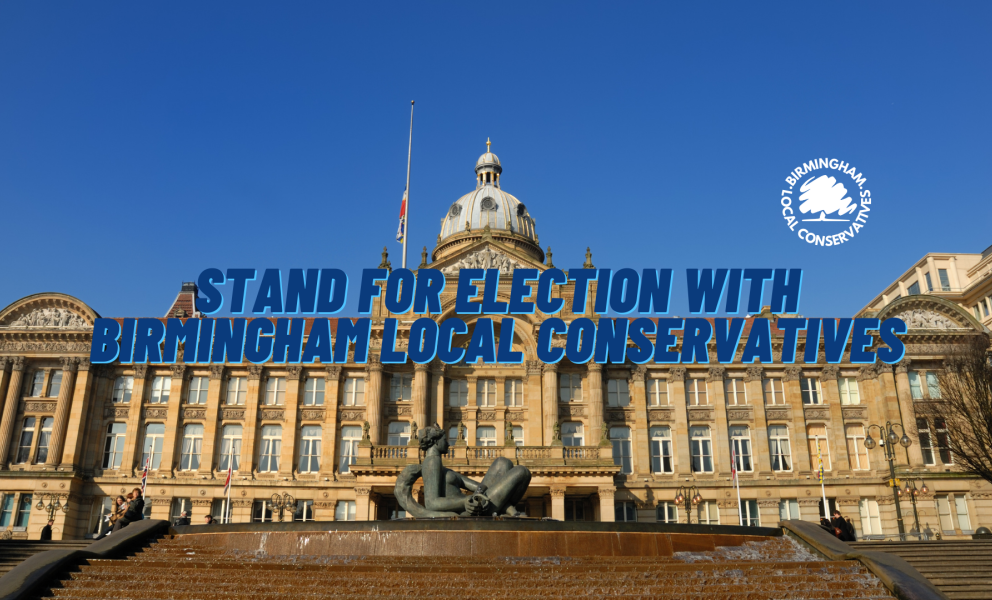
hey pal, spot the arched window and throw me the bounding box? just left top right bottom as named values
left=690, top=426, right=713, bottom=473
left=258, top=425, right=282, bottom=472
left=729, top=426, right=752, bottom=472
left=141, top=423, right=166, bottom=470
left=339, top=426, right=362, bottom=473
left=649, top=426, right=673, bottom=474
left=219, top=425, right=243, bottom=472
left=561, top=422, right=583, bottom=447
left=103, top=423, right=127, bottom=469
left=179, top=424, right=203, bottom=471
left=299, top=426, right=321, bottom=473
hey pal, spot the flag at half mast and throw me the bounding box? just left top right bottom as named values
left=395, top=188, right=407, bottom=243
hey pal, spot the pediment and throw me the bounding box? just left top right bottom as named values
left=431, top=240, right=547, bottom=277
left=876, top=295, right=987, bottom=334
left=0, top=293, right=98, bottom=330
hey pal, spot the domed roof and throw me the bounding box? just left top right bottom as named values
left=476, top=151, right=500, bottom=167
left=439, top=184, right=536, bottom=242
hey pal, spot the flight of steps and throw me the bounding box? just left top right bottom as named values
left=36, top=534, right=896, bottom=599
left=0, top=540, right=92, bottom=577
left=851, top=540, right=992, bottom=600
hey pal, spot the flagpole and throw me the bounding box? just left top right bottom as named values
left=402, top=100, right=414, bottom=269
left=819, top=443, right=829, bottom=520
left=735, top=473, right=743, bottom=527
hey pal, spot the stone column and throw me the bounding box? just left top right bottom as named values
left=431, top=361, right=446, bottom=429
left=820, top=365, right=851, bottom=474
left=707, top=366, right=731, bottom=476
left=598, top=486, right=616, bottom=522
left=550, top=486, right=566, bottom=521
left=46, top=357, right=79, bottom=466
left=465, top=375, right=478, bottom=443
left=365, top=355, right=383, bottom=444
left=149, top=497, right=171, bottom=521
left=239, top=365, right=262, bottom=474
left=120, top=364, right=148, bottom=473
left=0, top=358, right=10, bottom=427
left=876, top=364, right=903, bottom=425
left=541, top=363, right=558, bottom=445
left=81, top=370, right=115, bottom=472
left=744, top=367, right=772, bottom=474
left=783, top=366, right=812, bottom=473
left=412, top=363, right=429, bottom=430
left=894, top=359, right=925, bottom=466
left=586, top=363, right=604, bottom=446
left=668, top=367, right=692, bottom=475
left=757, top=498, right=780, bottom=527
left=190, top=499, right=212, bottom=524
left=59, top=359, right=95, bottom=469
left=494, top=376, right=506, bottom=443
left=0, top=357, right=24, bottom=468
left=525, top=361, right=543, bottom=446
left=355, top=486, right=372, bottom=521
left=196, top=365, right=224, bottom=475
left=158, top=365, right=186, bottom=475
left=320, top=366, right=341, bottom=479
left=629, top=366, right=650, bottom=472
left=279, top=366, right=302, bottom=476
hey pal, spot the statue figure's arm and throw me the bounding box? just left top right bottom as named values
left=421, top=460, right=468, bottom=513
left=455, top=472, right=480, bottom=492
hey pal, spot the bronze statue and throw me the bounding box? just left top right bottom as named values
left=394, top=423, right=531, bottom=518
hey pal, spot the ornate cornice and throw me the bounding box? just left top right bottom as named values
left=668, top=367, right=686, bottom=382
left=744, top=366, right=764, bottom=383
left=820, top=365, right=839, bottom=381
left=247, top=365, right=262, bottom=381
left=597, top=487, right=616, bottom=499
left=133, top=364, right=148, bottom=380
left=209, top=365, right=225, bottom=380
left=286, top=366, right=303, bottom=381
left=706, top=366, right=726, bottom=382
left=783, top=366, right=802, bottom=382
left=525, top=360, right=542, bottom=376
left=857, top=365, right=876, bottom=382
left=325, top=365, right=342, bottom=381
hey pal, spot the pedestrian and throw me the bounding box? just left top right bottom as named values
left=819, top=517, right=836, bottom=537
left=844, top=517, right=858, bottom=541
left=831, top=510, right=853, bottom=541
left=112, top=488, right=145, bottom=533
left=39, top=519, right=54, bottom=541
left=173, top=510, right=191, bottom=527
left=203, top=515, right=215, bottom=525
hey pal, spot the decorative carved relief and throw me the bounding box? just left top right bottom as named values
left=559, top=405, right=586, bottom=417
left=895, top=359, right=911, bottom=374
left=5, top=308, right=88, bottom=329
left=605, top=409, right=634, bottom=422
left=765, top=408, right=790, bottom=421
left=247, top=365, right=263, bottom=381
left=221, top=408, right=245, bottom=420
left=105, top=406, right=129, bottom=419
left=385, top=405, right=412, bottom=417
left=505, top=411, right=527, bottom=421
left=687, top=407, right=714, bottom=422
left=477, top=411, right=497, bottom=421
left=133, top=365, right=148, bottom=380
left=325, top=365, right=342, bottom=381
left=182, top=408, right=206, bottom=420
left=857, top=365, right=876, bottom=382
left=783, top=366, right=802, bottom=382
left=287, top=366, right=303, bottom=381
left=894, top=309, right=962, bottom=330
left=803, top=406, right=830, bottom=421
left=706, top=366, right=726, bottom=382
left=260, top=409, right=284, bottom=421
left=0, top=342, right=89, bottom=353
left=726, top=407, right=753, bottom=422
left=24, top=402, right=57, bottom=413
left=171, top=364, right=187, bottom=379
left=338, top=409, right=366, bottom=421
left=841, top=406, right=868, bottom=421
left=144, top=407, right=168, bottom=420
left=440, top=247, right=523, bottom=275
left=299, top=409, right=325, bottom=421
left=209, top=365, right=225, bottom=380
left=629, top=365, right=646, bottom=383
left=744, top=366, right=764, bottom=383
left=820, top=365, right=839, bottom=381
left=648, top=408, right=674, bottom=422
left=669, top=367, right=686, bottom=382
left=596, top=487, right=615, bottom=499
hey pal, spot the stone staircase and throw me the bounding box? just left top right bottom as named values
left=35, top=534, right=896, bottom=599
left=0, top=540, right=92, bottom=577
left=851, top=540, right=992, bottom=600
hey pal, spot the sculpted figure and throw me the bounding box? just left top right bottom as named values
left=394, top=423, right=531, bottom=518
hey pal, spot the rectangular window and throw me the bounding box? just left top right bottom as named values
left=299, top=425, right=321, bottom=473
left=926, top=372, right=941, bottom=399
left=258, top=425, right=282, bottom=472
left=141, top=423, right=165, bottom=470
left=335, top=500, right=357, bottom=521
left=610, top=427, right=632, bottom=474
left=561, top=422, right=583, bottom=447
left=685, top=379, right=708, bottom=405
left=89, top=496, right=113, bottom=537
left=801, top=378, right=821, bottom=405
left=729, top=426, right=753, bottom=472
left=935, top=495, right=954, bottom=533
left=16, top=418, right=35, bottom=464
left=34, top=417, right=53, bottom=464
left=149, top=376, right=172, bottom=404
left=171, top=498, right=192, bottom=523
left=697, top=501, right=719, bottom=525
left=955, top=496, right=972, bottom=534
left=112, top=376, right=134, bottom=403
left=656, top=502, right=678, bottom=524
left=909, top=371, right=923, bottom=399
left=339, top=426, right=362, bottom=473
left=924, top=272, right=933, bottom=291
left=14, top=495, right=32, bottom=529
left=47, top=370, right=63, bottom=397
left=448, top=380, right=468, bottom=407
left=228, top=377, right=249, bottom=405
left=934, top=418, right=953, bottom=464
left=504, top=379, right=523, bottom=407
left=648, top=379, right=668, bottom=406
left=179, top=424, right=203, bottom=471
left=917, top=418, right=935, bottom=465
left=303, top=378, right=325, bottom=406
left=690, top=426, right=713, bottom=473
left=938, top=269, right=951, bottom=291
left=476, top=426, right=497, bottom=447
left=293, top=500, right=315, bottom=522
left=252, top=500, right=274, bottom=523
left=0, top=494, right=15, bottom=528
left=476, top=379, right=497, bottom=407
left=614, top=501, right=637, bottom=522
left=846, top=424, right=870, bottom=471
left=187, top=376, right=209, bottom=405
left=102, top=422, right=127, bottom=470
left=343, top=377, right=365, bottom=406
left=564, top=499, right=584, bottom=522
left=907, top=281, right=920, bottom=296
left=838, top=378, right=860, bottom=405
left=779, top=499, right=800, bottom=521
left=28, top=372, right=44, bottom=397
left=218, top=424, right=242, bottom=472
left=740, top=499, right=759, bottom=527
left=724, top=379, right=747, bottom=405
left=559, top=373, right=582, bottom=402
left=762, top=378, right=784, bottom=405
left=768, top=425, right=792, bottom=471
left=390, top=374, right=412, bottom=402
left=807, top=424, right=831, bottom=471
left=985, top=298, right=991, bottom=317
left=211, top=499, right=231, bottom=523
left=607, top=379, right=630, bottom=407
left=859, top=498, right=882, bottom=537
left=263, top=377, right=284, bottom=406
left=512, top=425, right=524, bottom=446
left=649, top=426, right=673, bottom=474
left=387, top=422, right=411, bottom=446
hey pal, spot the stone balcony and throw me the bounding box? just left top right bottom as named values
left=350, top=444, right=620, bottom=477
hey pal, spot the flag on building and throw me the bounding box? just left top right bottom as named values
left=223, top=462, right=233, bottom=497
left=140, top=458, right=149, bottom=494
left=395, top=188, right=407, bottom=243
left=816, top=443, right=825, bottom=482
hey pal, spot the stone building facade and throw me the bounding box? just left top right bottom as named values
left=0, top=146, right=989, bottom=540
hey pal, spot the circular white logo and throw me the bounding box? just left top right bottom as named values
left=780, top=158, right=871, bottom=247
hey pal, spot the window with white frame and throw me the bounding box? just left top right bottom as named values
left=690, top=426, right=713, bottom=473
left=179, top=424, right=203, bottom=471
left=103, top=422, right=127, bottom=470
left=768, top=425, right=792, bottom=471
left=649, top=426, right=673, bottom=474
left=934, top=418, right=953, bottom=464
left=838, top=377, right=860, bottom=405
left=955, top=496, right=972, bottom=534
left=476, top=379, right=497, bottom=407
left=252, top=500, right=275, bottom=523
left=303, top=377, right=325, bottom=406
left=448, top=426, right=459, bottom=445
left=89, top=496, right=114, bottom=537
left=729, top=426, right=753, bottom=472
left=28, top=371, right=44, bottom=397
left=685, top=379, right=708, bottom=405
left=387, top=422, right=410, bottom=446
left=801, top=378, right=821, bottom=405
left=512, top=425, right=524, bottom=446
left=186, top=376, right=209, bottom=404
left=112, top=376, right=133, bottom=403
left=565, top=499, right=584, bottom=521
left=263, top=377, right=284, bottom=406
left=34, top=417, right=53, bottom=464
left=779, top=499, right=800, bottom=521
left=343, top=377, right=365, bottom=406
left=228, top=377, right=249, bottom=405
left=559, top=373, right=582, bottom=402
left=15, top=418, right=35, bottom=464
left=648, top=379, right=668, bottom=406
left=697, top=500, right=719, bottom=525
left=846, top=424, right=870, bottom=471
left=807, top=424, right=831, bottom=471
left=218, top=424, right=242, bottom=472
left=607, top=379, right=630, bottom=407
left=47, top=370, right=62, bottom=397
left=390, top=374, right=412, bottom=402
left=561, top=422, right=584, bottom=447
left=0, top=494, right=14, bottom=529
left=740, top=499, right=759, bottom=527
left=14, top=495, right=32, bottom=529
left=293, top=500, right=315, bottom=522
left=937, top=268, right=951, bottom=291
left=935, top=495, right=954, bottom=533
left=299, top=425, right=321, bottom=473
left=724, top=379, right=747, bottom=405
left=762, top=377, right=784, bottom=405
left=614, top=501, right=637, bottom=522
left=859, top=498, right=882, bottom=537
left=917, top=418, right=935, bottom=465
left=141, top=423, right=165, bottom=470
left=448, top=380, right=468, bottom=407
left=504, top=379, right=523, bottom=407
left=149, top=376, right=172, bottom=404
left=476, top=426, right=497, bottom=447
left=909, top=371, right=923, bottom=399
left=656, top=502, right=678, bottom=523
left=258, top=425, right=282, bottom=472
left=335, top=500, right=357, bottom=521
left=926, top=372, right=941, bottom=399
left=610, top=427, right=632, bottom=474
left=339, top=425, right=362, bottom=473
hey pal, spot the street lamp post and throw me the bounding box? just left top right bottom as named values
left=674, top=485, right=702, bottom=525
left=35, top=493, right=69, bottom=521
left=864, top=421, right=913, bottom=538
left=898, top=477, right=930, bottom=539
left=270, top=492, right=296, bottom=522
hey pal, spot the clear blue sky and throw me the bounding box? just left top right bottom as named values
left=1, top=2, right=989, bottom=319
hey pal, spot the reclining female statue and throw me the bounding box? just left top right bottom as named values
left=394, top=423, right=532, bottom=517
